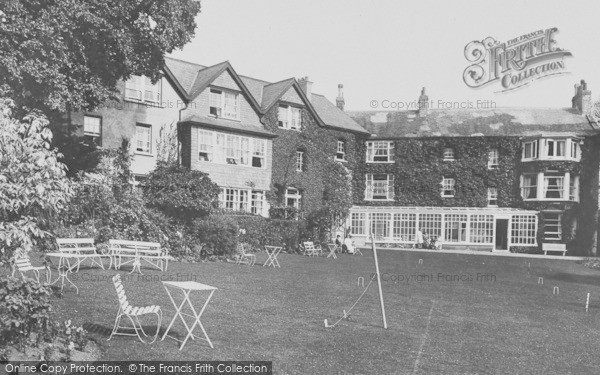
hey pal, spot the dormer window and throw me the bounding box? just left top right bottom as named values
left=278, top=105, right=301, bottom=130
left=210, top=88, right=239, bottom=120
left=522, top=140, right=539, bottom=160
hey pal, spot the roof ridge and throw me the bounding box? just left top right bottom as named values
left=264, top=77, right=295, bottom=87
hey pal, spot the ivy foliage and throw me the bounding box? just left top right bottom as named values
left=0, top=0, right=201, bottom=115
left=264, top=105, right=364, bottom=229
left=0, top=99, right=73, bottom=263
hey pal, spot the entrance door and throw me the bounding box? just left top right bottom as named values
left=495, top=219, right=509, bottom=250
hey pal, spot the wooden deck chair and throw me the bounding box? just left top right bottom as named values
left=109, top=274, right=162, bottom=344
left=235, top=243, right=256, bottom=266
left=13, top=255, right=51, bottom=284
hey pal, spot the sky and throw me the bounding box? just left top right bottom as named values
left=169, top=0, right=600, bottom=111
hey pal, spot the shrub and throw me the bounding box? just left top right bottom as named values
left=230, top=215, right=306, bottom=253
left=0, top=276, right=54, bottom=349
left=145, top=162, right=220, bottom=223
left=193, top=215, right=239, bottom=256
left=509, top=246, right=542, bottom=254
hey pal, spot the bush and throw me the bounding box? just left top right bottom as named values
left=0, top=277, right=54, bottom=349
left=145, top=162, right=220, bottom=223
left=231, top=215, right=306, bottom=253
left=193, top=215, right=239, bottom=256
left=509, top=246, right=542, bottom=254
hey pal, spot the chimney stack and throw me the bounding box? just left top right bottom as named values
left=336, top=84, right=345, bottom=111
left=418, top=87, right=429, bottom=117
left=298, top=76, right=313, bottom=101
left=572, top=79, right=591, bottom=116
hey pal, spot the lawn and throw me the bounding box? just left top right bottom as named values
left=6, top=249, right=600, bottom=374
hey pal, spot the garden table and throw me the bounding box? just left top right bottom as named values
left=45, top=252, right=83, bottom=294
left=263, top=246, right=282, bottom=268
left=326, top=243, right=339, bottom=259
left=161, top=281, right=217, bottom=350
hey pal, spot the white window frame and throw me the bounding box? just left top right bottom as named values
left=125, top=75, right=162, bottom=105
left=365, top=174, right=394, bottom=201
left=419, top=214, right=442, bottom=238
left=569, top=176, right=579, bottom=202
left=285, top=188, right=302, bottom=219
left=278, top=105, right=302, bottom=130
left=543, top=174, right=564, bottom=199
left=443, top=148, right=455, bottom=161
left=366, top=141, right=394, bottom=163
left=520, top=174, right=538, bottom=200
left=198, top=129, right=265, bottom=168
left=296, top=150, right=304, bottom=172
left=251, top=190, right=265, bottom=216
left=83, top=115, right=101, bottom=145
left=469, top=215, right=494, bottom=244
left=441, top=178, right=455, bottom=198
left=351, top=212, right=366, bottom=235
left=444, top=214, right=468, bottom=243
left=198, top=130, right=214, bottom=161
left=370, top=213, right=391, bottom=240
left=135, top=123, right=152, bottom=154
left=546, top=139, right=566, bottom=158
left=487, top=187, right=498, bottom=207
left=544, top=213, right=562, bottom=241
left=209, top=88, right=240, bottom=120
left=522, top=140, right=539, bottom=161
left=336, top=140, right=346, bottom=161
left=393, top=213, right=416, bottom=242
left=488, top=149, right=499, bottom=169
left=511, top=215, right=537, bottom=245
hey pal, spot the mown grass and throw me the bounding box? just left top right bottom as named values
left=6, top=249, right=600, bottom=374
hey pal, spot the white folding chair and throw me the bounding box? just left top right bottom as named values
left=13, top=255, right=51, bottom=284
left=109, top=274, right=162, bottom=344
left=235, top=243, right=256, bottom=266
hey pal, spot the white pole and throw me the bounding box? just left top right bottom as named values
left=586, top=293, right=590, bottom=313
left=371, top=232, right=388, bottom=329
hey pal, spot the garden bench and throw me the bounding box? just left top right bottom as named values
left=56, top=238, right=111, bottom=271
left=542, top=243, right=567, bottom=256
left=109, top=240, right=172, bottom=273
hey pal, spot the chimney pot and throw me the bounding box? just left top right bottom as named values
left=298, top=76, right=313, bottom=101
left=572, top=79, right=591, bottom=116
left=336, top=83, right=345, bottom=111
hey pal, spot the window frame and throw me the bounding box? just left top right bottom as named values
left=296, top=150, right=304, bottom=172
left=366, top=141, right=394, bottom=163
left=83, top=115, right=102, bottom=146
left=487, top=148, right=499, bottom=169
left=443, top=147, right=455, bottom=161
left=135, top=123, right=152, bottom=155
left=278, top=105, right=302, bottom=130
left=441, top=178, right=455, bottom=198
left=365, top=174, right=394, bottom=201
left=543, top=212, right=562, bottom=241
left=209, top=88, right=240, bottom=120
left=520, top=173, right=538, bottom=200
left=487, top=187, right=498, bottom=207
left=335, top=140, right=346, bottom=161
left=125, top=75, right=162, bottom=105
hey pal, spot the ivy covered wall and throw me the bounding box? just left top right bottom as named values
left=262, top=105, right=368, bottom=218
left=353, top=135, right=600, bottom=256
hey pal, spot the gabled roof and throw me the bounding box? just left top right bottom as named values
left=348, top=107, right=598, bottom=138
left=164, top=56, right=370, bottom=135
left=164, top=57, right=263, bottom=114
left=260, top=78, right=295, bottom=112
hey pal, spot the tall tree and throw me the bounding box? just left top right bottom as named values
left=0, top=0, right=201, bottom=115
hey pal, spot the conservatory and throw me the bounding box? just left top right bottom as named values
left=348, top=206, right=539, bottom=251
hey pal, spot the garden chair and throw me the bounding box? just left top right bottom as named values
left=109, top=274, right=162, bottom=344
left=235, top=243, right=256, bottom=266
left=13, top=255, right=51, bottom=284
left=302, top=242, right=320, bottom=257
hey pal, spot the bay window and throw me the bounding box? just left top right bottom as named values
left=198, top=128, right=266, bottom=168
left=520, top=174, right=538, bottom=199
